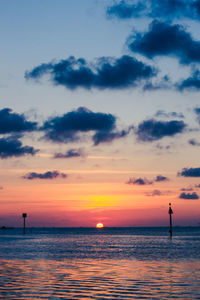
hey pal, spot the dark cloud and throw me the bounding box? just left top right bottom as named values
left=93, top=127, right=133, bottom=146
left=178, top=167, right=200, bottom=177
left=23, top=170, right=67, bottom=180
left=194, top=107, right=200, bottom=115
left=136, top=119, right=186, bottom=142
left=25, top=55, right=156, bottom=90
left=128, top=21, right=200, bottom=64
left=0, top=108, right=37, bottom=134
left=42, top=107, right=116, bottom=143
left=179, top=192, right=199, bottom=199
left=107, top=0, right=200, bottom=20
left=194, top=106, right=200, bottom=124
left=126, top=177, right=153, bottom=185
left=54, top=149, right=83, bottom=159
left=155, top=175, right=169, bottom=182
left=178, top=70, right=200, bottom=91
left=188, top=139, right=200, bottom=146
left=0, top=136, right=38, bottom=159
left=154, top=110, right=184, bottom=119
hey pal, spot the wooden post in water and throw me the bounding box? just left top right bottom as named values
left=22, top=213, right=27, bottom=234
left=168, top=203, right=173, bottom=238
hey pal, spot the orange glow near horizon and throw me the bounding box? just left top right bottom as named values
left=96, top=223, right=104, bottom=228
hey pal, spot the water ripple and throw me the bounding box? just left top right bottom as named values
left=0, top=259, right=200, bottom=299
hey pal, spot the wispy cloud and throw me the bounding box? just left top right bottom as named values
left=154, top=175, right=169, bottom=182
left=23, top=170, right=67, bottom=180
left=154, top=110, right=184, bottom=119
left=107, top=1, right=200, bottom=21
left=145, top=189, right=170, bottom=196
left=54, top=148, right=84, bottom=159
left=93, top=127, right=133, bottom=145
left=126, top=177, right=153, bottom=185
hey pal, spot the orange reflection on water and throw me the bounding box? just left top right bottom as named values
left=0, top=259, right=200, bottom=299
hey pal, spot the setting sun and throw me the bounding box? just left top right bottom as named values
left=96, top=223, right=104, bottom=228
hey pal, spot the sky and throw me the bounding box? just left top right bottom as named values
left=1, top=0, right=200, bottom=227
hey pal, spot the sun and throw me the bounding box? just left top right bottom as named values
left=96, top=222, right=104, bottom=228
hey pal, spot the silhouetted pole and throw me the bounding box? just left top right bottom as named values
left=168, top=203, right=173, bottom=238
left=22, top=213, right=27, bottom=234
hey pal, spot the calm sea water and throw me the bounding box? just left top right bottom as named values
left=0, top=227, right=200, bottom=299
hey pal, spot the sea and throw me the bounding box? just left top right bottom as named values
left=0, top=227, right=200, bottom=299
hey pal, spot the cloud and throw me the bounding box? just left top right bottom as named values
left=136, top=119, right=186, bottom=142
left=0, top=136, right=38, bottom=159
left=0, top=108, right=37, bottom=134
left=195, top=184, right=200, bottom=188
left=145, top=189, right=170, bottom=196
left=42, top=107, right=117, bottom=143
left=107, top=1, right=146, bottom=19
left=156, top=143, right=171, bottom=150
left=92, top=127, right=133, bottom=145
left=194, top=106, right=200, bottom=124
left=194, top=107, right=200, bottom=116
left=23, top=170, right=67, bottom=180
left=188, top=139, right=200, bottom=146
left=178, top=70, right=200, bottom=91
left=54, top=148, right=83, bottom=159
left=155, top=175, right=169, bottom=182
left=178, top=167, right=200, bottom=177
left=128, top=20, right=200, bottom=64
left=126, top=177, right=153, bottom=185
left=42, top=107, right=131, bottom=145
left=180, top=187, right=193, bottom=191
left=107, top=0, right=200, bottom=21
left=25, top=55, right=156, bottom=90
left=42, top=106, right=133, bottom=146
left=154, top=110, right=184, bottom=119
left=179, top=192, right=199, bottom=199
left=143, top=75, right=172, bottom=91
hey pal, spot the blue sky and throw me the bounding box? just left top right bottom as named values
left=1, top=0, right=200, bottom=226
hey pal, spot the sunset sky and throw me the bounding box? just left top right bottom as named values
left=1, top=0, right=200, bottom=227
